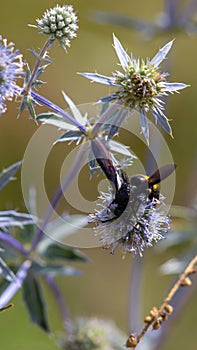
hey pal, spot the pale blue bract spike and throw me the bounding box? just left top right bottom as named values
left=112, top=33, right=130, bottom=70
left=151, top=40, right=174, bottom=67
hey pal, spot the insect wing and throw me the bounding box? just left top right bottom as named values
left=91, top=139, right=122, bottom=190
left=148, top=164, right=176, bottom=186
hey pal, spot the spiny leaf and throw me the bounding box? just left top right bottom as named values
left=39, top=244, right=88, bottom=263
left=54, top=130, right=83, bottom=144
left=0, top=161, right=22, bottom=191
left=37, top=113, right=77, bottom=130
left=62, top=91, right=85, bottom=125
left=0, top=210, right=35, bottom=229
left=22, top=271, right=50, bottom=332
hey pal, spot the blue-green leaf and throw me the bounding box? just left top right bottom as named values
left=0, top=210, right=35, bottom=229
left=34, top=263, right=81, bottom=277
left=108, top=140, right=137, bottom=158
left=0, top=161, right=22, bottom=191
left=27, top=100, right=37, bottom=121
left=54, top=130, right=83, bottom=144
left=39, top=244, right=88, bottom=263
left=62, top=91, right=86, bottom=125
left=37, top=112, right=77, bottom=130
left=22, top=271, right=49, bottom=332
left=151, top=108, right=172, bottom=136
left=80, top=72, right=117, bottom=86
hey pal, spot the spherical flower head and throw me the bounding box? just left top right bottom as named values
left=90, top=178, right=170, bottom=256
left=81, top=35, right=188, bottom=143
left=113, top=58, right=167, bottom=111
left=0, top=36, right=24, bottom=115
left=36, top=4, right=78, bottom=51
left=62, top=317, right=126, bottom=350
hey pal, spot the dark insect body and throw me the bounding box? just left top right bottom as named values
left=91, top=139, right=176, bottom=223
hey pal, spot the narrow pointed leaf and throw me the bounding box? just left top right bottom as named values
left=24, top=64, right=31, bottom=85
left=108, top=140, right=136, bottom=158
left=19, top=97, right=28, bottom=115
left=151, top=40, right=174, bottom=67
left=106, top=108, right=129, bottom=139
left=0, top=161, right=22, bottom=191
left=37, top=113, right=77, bottom=130
left=140, top=109, right=149, bottom=143
left=36, top=65, right=49, bottom=80
left=113, top=34, right=130, bottom=70
left=99, top=94, right=118, bottom=103
left=22, top=271, right=49, bottom=332
left=162, top=82, right=189, bottom=92
left=151, top=109, right=172, bottom=135
left=39, top=244, right=88, bottom=263
left=0, top=257, right=17, bottom=282
left=34, top=264, right=81, bottom=277
left=54, top=130, right=83, bottom=144
left=62, top=91, right=85, bottom=125
left=27, top=100, right=37, bottom=121
left=80, top=72, right=117, bottom=86
left=0, top=210, right=35, bottom=229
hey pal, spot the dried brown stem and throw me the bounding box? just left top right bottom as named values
left=0, top=303, right=14, bottom=312
left=126, top=253, right=197, bottom=349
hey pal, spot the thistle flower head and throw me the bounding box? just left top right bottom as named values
left=35, top=4, right=78, bottom=51
left=81, top=35, right=188, bottom=143
left=62, top=317, right=126, bottom=350
left=0, top=36, right=24, bottom=115
left=90, top=174, right=170, bottom=256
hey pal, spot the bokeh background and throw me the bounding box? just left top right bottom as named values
left=0, top=1, right=196, bottom=349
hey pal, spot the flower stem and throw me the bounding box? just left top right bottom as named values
left=0, top=260, right=32, bottom=308
left=26, top=38, right=52, bottom=90
left=91, top=103, right=118, bottom=137
left=44, top=274, right=74, bottom=332
left=30, top=142, right=88, bottom=251
left=0, top=231, right=29, bottom=257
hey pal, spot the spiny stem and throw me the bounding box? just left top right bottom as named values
left=26, top=38, right=52, bottom=90
left=91, top=103, right=117, bottom=137
left=126, top=253, right=197, bottom=348
left=30, top=142, right=88, bottom=251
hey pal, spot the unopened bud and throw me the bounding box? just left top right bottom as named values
left=144, top=315, right=152, bottom=324
left=150, top=306, right=158, bottom=318
left=126, top=333, right=138, bottom=348
left=153, top=321, right=161, bottom=330
left=165, top=304, right=173, bottom=314
left=181, top=277, right=192, bottom=287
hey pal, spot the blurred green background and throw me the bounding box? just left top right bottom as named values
left=0, top=1, right=196, bottom=349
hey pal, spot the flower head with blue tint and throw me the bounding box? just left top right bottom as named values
left=35, top=4, right=78, bottom=51
left=90, top=174, right=170, bottom=257
left=81, top=35, right=188, bottom=143
left=0, top=36, right=24, bottom=116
